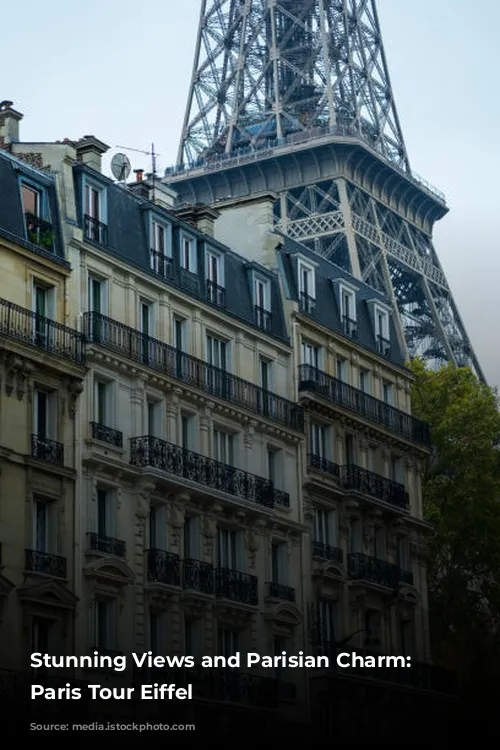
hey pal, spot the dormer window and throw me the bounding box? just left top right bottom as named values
left=83, top=178, right=107, bottom=246
left=253, top=274, right=271, bottom=331
left=180, top=233, right=196, bottom=273
left=205, top=247, right=225, bottom=307
left=332, top=278, right=358, bottom=338
left=21, top=180, right=54, bottom=252
left=150, top=218, right=172, bottom=278
left=297, top=259, right=316, bottom=314
left=367, top=299, right=391, bottom=356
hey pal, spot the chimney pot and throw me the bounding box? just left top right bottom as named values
left=134, top=169, right=144, bottom=183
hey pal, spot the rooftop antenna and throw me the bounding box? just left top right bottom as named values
left=115, top=143, right=159, bottom=200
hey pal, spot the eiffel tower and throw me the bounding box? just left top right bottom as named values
left=166, top=0, right=484, bottom=380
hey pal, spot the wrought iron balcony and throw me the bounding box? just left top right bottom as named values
left=0, top=298, right=86, bottom=364
left=206, top=279, right=226, bottom=307
left=150, top=249, right=173, bottom=279
left=312, top=541, right=343, bottom=564
left=25, top=549, right=67, bottom=578
left=179, top=267, right=199, bottom=295
left=83, top=312, right=303, bottom=432
left=341, top=464, right=409, bottom=510
left=308, top=453, right=340, bottom=478
left=90, top=421, right=123, bottom=448
left=215, top=567, right=258, bottom=605
left=130, top=435, right=280, bottom=509
left=266, top=581, right=296, bottom=602
left=274, top=489, right=290, bottom=508
left=377, top=335, right=391, bottom=357
left=347, top=553, right=413, bottom=587
left=299, top=292, right=316, bottom=315
left=298, top=364, right=430, bottom=446
left=87, top=531, right=126, bottom=558
left=25, top=212, right=54, bottom=252
left=147, top=549, right=180, bottom=586
left=84, top=214, right=108, bottom=245
left=254, top=305, right=271, bottom=331
left=312, top=642, right=457, bottom=694
left=182, top=558, right=214, bottom=594
left=31, top=435, right=64, bottom=466
left=342, top=315, right=358, bottom=338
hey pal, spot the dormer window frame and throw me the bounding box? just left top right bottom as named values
left=180, top=231, right=197, bottom=274
left=20, top=177, right=48, bottom=221
left=332, top=278, right=359, bottom=339
left=149, top=213, right=173, bottom=279
left=367, top=299, right=392, bottom=357
left=252, top=271, right=271, bottom=332
left=205, top=245, right=225, bottom=307
left=82, top=174, right=108, bottom=246
left=296, top=256, right=317, bottom=314
left=19, top=177, right=54, bottom=252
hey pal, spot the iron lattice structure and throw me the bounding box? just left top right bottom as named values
left=171, top=0, right=483, bottom=379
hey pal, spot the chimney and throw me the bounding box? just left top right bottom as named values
left=0, top=101, right=23, bottom=145
left=75, top=135, right=109, bottom=173
left=134, top=169, right=144, bottom=182
left=174, top=203, right=220, bottom=238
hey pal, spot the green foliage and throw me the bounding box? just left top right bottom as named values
left=409, top=359, right=500, bottom=701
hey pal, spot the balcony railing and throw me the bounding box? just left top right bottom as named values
left=183, top=558, right=214, bottom=594
left=31, top=435, right=64, bottom=466
left=0, top=298, right=86, bottom=364
left=266, top=582, right=296, bottom=602
left=25, top=549, right=67, bottom=578
left=206, top=280, right=226, bottom=307
left=341, top=464, right=409, bottom=509
left=179, top=267, right=199, bottom=295
left=254, top=305, right=271, bottom=331
left=299, top=292, right=316, bottom=315
left=131, top=436, right=279, bottom=509
left=150, top=249, right=173, bottom=279
left=313, top=642, right=457, bottom=694
left=308, top=453, right=340, bottom=478
left=90, top=422, right=123, bottom=448
left=312, top=541, right=343, bottom=564
left=347, top=553, right=413, bottom=587
left=84, top=312, right=303, bottom=432
left=377, top=335, right=391, bottom=357
left=216, top=567, right=258, bottom=605
left=147, top=549, right=180, bottom=586
left=298, top=364, right=430, bottom=446
left=342, top=315, right=358, bottom=339
left=274, top=489, right=290, bottom=508
left=25, top=213, right=54, bottom=252
left=84, top=214, right=107, bottom=246
left=87, top=531, right=126, bottom=558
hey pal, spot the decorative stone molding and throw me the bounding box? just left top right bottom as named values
left=135, top=480, right=156, bottom=518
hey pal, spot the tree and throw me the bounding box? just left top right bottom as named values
left=409, top=359, right=500, bottom=718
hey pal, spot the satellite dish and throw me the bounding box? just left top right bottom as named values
left=111, top=152, right=131, bottom=182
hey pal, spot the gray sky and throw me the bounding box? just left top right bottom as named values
left=3, top=0, right=499, bottom=387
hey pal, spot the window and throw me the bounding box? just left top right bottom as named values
left=218, top=626, right=239, bottom=658
left=150, top=611, right=165, bottom=654
left=391, top=455, right=403, bottom=483
left=267, top=447, right=283, bottom=488
left=254, top=276, right=271, bottom=330
left=350, top=518, right=363, bottom=553
left=382, top=380, right=395, bottom=406
left=84, top=182, right=106, bottom=244
left=33, top=497, right=56, bottom=554
left=213, top=428, right=234, bottom=465
left=259, top=357, right=271, bottom=391
left=217, top=528, right=241, bottom=570
left=146, top=399, right=161, bottom=438
left=32, top=282, right=55, bottom=346
left=151, top=220, right=172, bottom=276
left=23, top=183, right=52, bottom=249
left=206, top=249, right=225, bottom=305
left=301, top=340, right=321, bottom=369
left=271, top=542, right=287, bottom=584
left=93, top=598, right=117, bottom=650
left=94, top=379, right=112, bottom=427
left=85, top=184, right=101, bottom=221
left=206, top=334, right=227, bottom=370
left=88, top=275, right=107, bottom=315
left=185, top=618, right=201, bottom=659
left=274, top=636, right=287, bottom=676
left=314, top=508, right=338, bottom=547
left=34, top=389, right=57, bottom=440
left=317, top=599, right=340, bottom=644
left=344, top=433, right=355, bottom=465
left=184, top=516, right=199, bottom=559
left=22, top=184, right=41, bottom=216
left=181, top=234, right=197, bottom=273
left=364, top=609, right=382, bottom=648
left=139, top=301, right=153, bottom=363
left=149, top=505, right=166, bottom=550
left=374, top=527, right=386, bottom=560
left=336, top=357, right=348, bottom=383
left=310, top=422, right=326, bottom=459
left=181, top=414, right=195, bottom=451
left=341, top=288, right=357, bottom=337
left=359, top=369, right=371, bottom=394
left=376, top=309, right=390, bottom=355
left=298, top=260, right=316, bottom=313
left=97, top=488, right=115, bottom=538
left=396, top=537, right=410, bottom=572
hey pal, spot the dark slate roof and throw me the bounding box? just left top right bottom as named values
left=73, top=164, right=289, bottom=344
left=0, top=150, right=67, bottom=266
left=277, top=236, right=406, bottom=366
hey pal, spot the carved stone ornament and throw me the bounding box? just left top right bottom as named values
left=135, top=481, right=155, bottom=518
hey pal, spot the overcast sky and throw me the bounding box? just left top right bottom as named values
left=2, top=0, right=498, bottom=387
